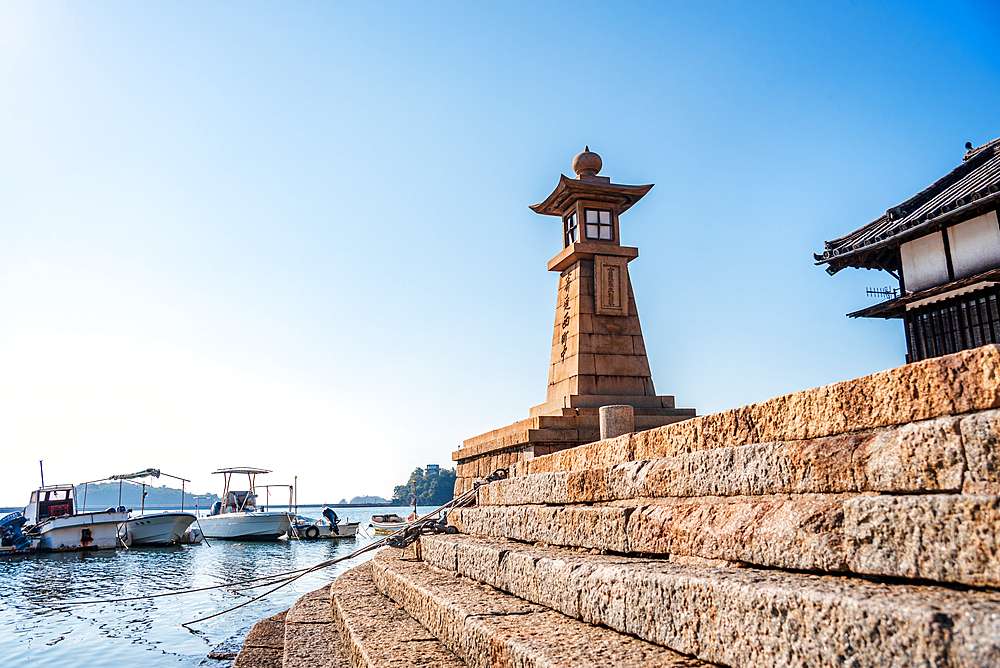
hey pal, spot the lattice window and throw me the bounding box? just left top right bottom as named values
left=564, top=212, right=578, bottom=247
left=584, top=209, right=613, bottom=240
left=905, top=286, right=1000, bottom=362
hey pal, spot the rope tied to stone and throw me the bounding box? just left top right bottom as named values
left=386, top=468, right=507, bottom=549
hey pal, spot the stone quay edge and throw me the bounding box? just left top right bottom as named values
left=450, top=492, right=1000, bottom=587
left=477, top=409, right=1000, bottom=505
left=514, top=345, right=1000, bottom=477
left=421, top=534, right=1000, bottom=668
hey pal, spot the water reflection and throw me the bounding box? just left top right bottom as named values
left=0, top=505, right=432, bottom=668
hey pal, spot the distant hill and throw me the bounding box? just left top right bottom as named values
left=391, top=467, right=456, bottom=506
left=74, top=482, right=220, bottom=511
left=348, top=495, right=389, bottom=504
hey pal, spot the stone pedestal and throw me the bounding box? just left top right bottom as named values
left=600, top=405, right=634, bottom=440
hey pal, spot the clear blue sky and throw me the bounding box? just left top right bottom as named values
left=2, top=1, right=998, bottom=504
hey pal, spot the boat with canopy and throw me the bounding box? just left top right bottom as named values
left=197, top=467, right=291, bottom=540
left=98, top=468, right=200, bottom=546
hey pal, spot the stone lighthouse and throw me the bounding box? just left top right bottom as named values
left=529, top=147, right=680, bottom=417
left=452, top=149, right=695, bottom=495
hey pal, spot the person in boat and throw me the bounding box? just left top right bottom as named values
left=322, top=505, right=340, bottom=535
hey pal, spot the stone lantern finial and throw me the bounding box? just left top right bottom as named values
left=572, top=147, right=602, bottom=179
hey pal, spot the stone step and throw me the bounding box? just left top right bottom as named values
left=282, top=584, right=348, bottom=668
left=422, top=533, right=1000, bottom=668
left=369, top=548, right=713, bottom=668
left=489, top=410, right=1000, bottom=504
left=234, top=611, right=286, bottom=668
left=450, top=493, right=1000, bottom=587
left=514, top=345, right=1000, bottom=478
left=331, top=562, right=466, bottom=667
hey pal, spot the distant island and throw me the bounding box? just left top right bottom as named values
left=74, top=482, right=220, bottom=511
left=338, top=495, right=389, bottom=505
left=390, top=467, right=456, bottom=506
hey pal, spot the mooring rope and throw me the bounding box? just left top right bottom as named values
left=179, top=476, right=494, bottom=627
left=41, top=469, right=506, bottom=627
left=42, top=564, right=321, bottom=606
left=181, top=538, right=387, bottom=627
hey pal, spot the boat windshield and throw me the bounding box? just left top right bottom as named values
left=226, top=491, right=256, bottom=512
left=37, top=489, right=75, bottom=519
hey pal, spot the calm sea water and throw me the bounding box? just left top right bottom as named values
left=0, top=505, right=435, bottom=668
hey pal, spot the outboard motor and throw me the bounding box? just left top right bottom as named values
left=0, top=512, right=33, bottom=552
left=211, top=501, right=223, bottom=516
left=322, top=506, right=340, bottom=535
left=180, top=526, right=203, bottom=544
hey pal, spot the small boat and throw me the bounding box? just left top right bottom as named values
left=22, top=485, right=128, bottom=551
left=197, top=467, right=291, bottom=540
left=369, top=513, right=410, bottom=535
left=101, top=469, right=198, bottom=547
left=0, top=511, right=36, bottom=556
left=120, top=512, right=198, bottom=547
left=287, top=507, right=359, bottom=540
left=371, top=497, right=422, bottom=535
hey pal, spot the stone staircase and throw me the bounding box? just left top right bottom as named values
left=235, top=346, right=1000, bottom=667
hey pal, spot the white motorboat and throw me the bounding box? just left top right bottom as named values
left=197, top=467, right=291, bottom=540
left=288, top=507, right=359, bottom=539
left=100, top=468, right=198, bottom=546
left=122, top=512, right=197, bottom=546
left=22, top=485, right=128, bottom=552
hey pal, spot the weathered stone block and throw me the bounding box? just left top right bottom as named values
left=636, top=437, right=859, bottom=498
left=496, top=414, right=978, bottom=504
left=450, top=505, right=631, bottom=552
left=284, top=584, right=332, bottom=623
left=960, top=408, right=1000, bottom=494
left=853, top=417, right=964, bottom=492
left=586, top=333, right=635, bottom=356
left=478, top=471, right=566, bottom=506
left=594, top=374, right=648, bottom=395
left=594, top=353, right=651, bottom=377
left=232, top=647, right=282, bottom=668
left=243, top=611, right=286, bottom=649
left=283, top=621, right=347, bottom=668
left=626, top=497, right=848, bottom=571
left=845, top=494, right=1000, bottom=587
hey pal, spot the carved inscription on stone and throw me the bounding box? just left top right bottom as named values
left=604, top=265, right=620, bottom=308
left=560, top=270, right=572, bottom=360
left=595, top=255, right=629, bottom=317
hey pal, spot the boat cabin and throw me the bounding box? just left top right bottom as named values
left=816, top=137, right=1000, bottom=362
left=23, top=485, right=76, bottom=525
left=211, top=467, right=270, bottom=515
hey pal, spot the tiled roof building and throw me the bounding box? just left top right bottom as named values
left=817, top=137, right=1000, bottom=362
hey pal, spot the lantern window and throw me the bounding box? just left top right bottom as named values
left=585, top=209, right=613, bottom=240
